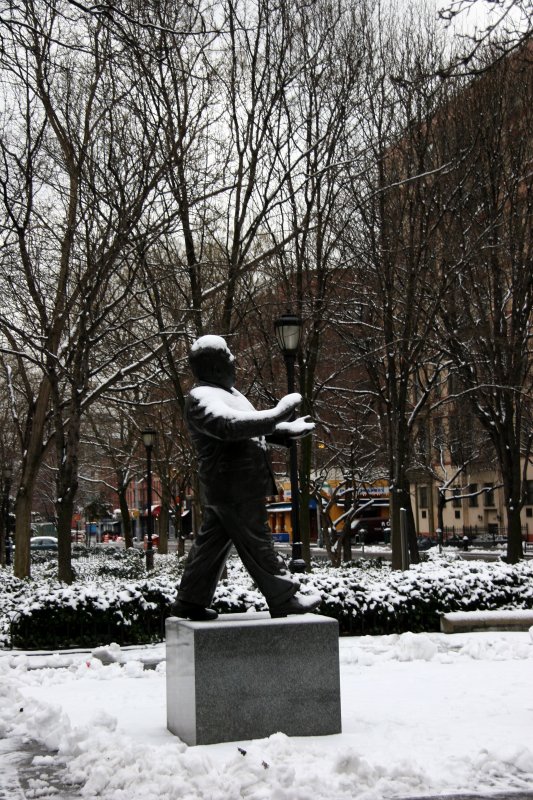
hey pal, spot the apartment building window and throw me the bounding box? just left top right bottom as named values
left=418, top=486, right=429, bottom=509
left=448, top=372, right=458, bottom=396
left=468, top=483, right=478, bottom=507
left=483, top=483, right=495, bottom=507
left=452, top=488, right=462, bottom=508
left=416, top=423, right=429, bottom=458
left=433, top=417, right=445, bottom=446
left=525, top=480, right=533, bottom=506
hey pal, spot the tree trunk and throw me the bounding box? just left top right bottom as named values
left=118, top=488, right=133, bottom=549
left=437, top=494, right=445, bottom=550
left=56, top=496, right=75, bottom=583
left=498, top=438, right=524, bottom=563
left=391, top=480, right=420, bottom=569
left=54, top=388, right=84, bottom=584
left=390, top=489, right=403, bottom=570
left=14, top=492, right=33, bottom=578
left=506, top=503, right=523, bottom=563
left=0, top=491, right=5, bottom=568
left=158, top=500, right=169, bottom=555
left=342, top=521, right=353, bottom=563
left=319, top=509, right=336, bottom=566
left=14, top=381, right=51, bottom=578
left=406, top=496, right=420, bottom=565
left=55, top=451, right=78, bottom=584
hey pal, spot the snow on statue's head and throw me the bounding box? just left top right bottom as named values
left=189, top=335, right=236, bottom=390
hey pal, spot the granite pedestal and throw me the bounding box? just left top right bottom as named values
left=166, top=612, right=341, bottom=745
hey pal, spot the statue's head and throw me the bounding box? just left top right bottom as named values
left=189, top=335, right=236, bottom=390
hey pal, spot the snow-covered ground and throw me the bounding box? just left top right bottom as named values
left=1, top=626, right=533, bottom=800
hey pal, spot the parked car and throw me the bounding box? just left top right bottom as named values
left=471, top=536, right=507, bottom=548
left=417, top=536, right=436, bottom=550
left=350, top=503, right=390, bottom=544
left=30, top=536, right=58, bottom=551
left=443, top=536, right=470, bottom=550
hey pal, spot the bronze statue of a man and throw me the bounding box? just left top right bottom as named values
left=172, top=335, right=321, bottom=621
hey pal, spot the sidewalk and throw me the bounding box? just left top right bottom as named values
left=403, top=795, right=533, bottom=800
left=3, top=734, right=533, bottom=800
left=0, top=737, right=80, bottom=800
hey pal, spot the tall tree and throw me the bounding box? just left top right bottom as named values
left=0, top=1, right=175, bottom=578
left=234, top=0, right=368, bottom=566
left=338, top=2, right=460, bottom=568
left=435, top=44, right=533, bottom=562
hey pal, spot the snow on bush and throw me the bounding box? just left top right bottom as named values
left=1, top=550, right=533, bottom=649
left=309, top=554, right=533, bottom=634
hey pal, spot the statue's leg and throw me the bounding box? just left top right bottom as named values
left=212, top=499, right=299, bottom=607
left=177, top=506, right=232, bottom=607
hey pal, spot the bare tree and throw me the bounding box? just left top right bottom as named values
left=227, top=0, right=370, bottom=566
left=411, top=394, right=499, bottom=544
left=84, top=391, right=144, bottom=550
left=337, top=3, right=462, bottom=568
left=438, top=0, right=533, bottom=73
left=434, top=44, right=533, bottom=562
left=0, top=1, right=178, bottom=578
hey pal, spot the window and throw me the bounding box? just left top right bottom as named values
left=454, top=509, right=461, bottom=519
left=526, top=508, right=532, bottom=518
left=418, top=486, right=429, bottom=509
left=448, top=372, right=458, bottom=396
left=452, top=488, right=462, bottom=508
left=433, top=417, right=445, bottom=447
left=421, top=509, right=427, bottom=519
left=416, top=424, right=428, bottom=457
left=483, top=483, right=495, bottom=507
left=468, top=483, right=478, bottom=508
left=525, top=480, right=533, bottom=506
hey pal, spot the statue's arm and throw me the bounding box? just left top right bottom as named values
left=267, top=416, right=315, bottom=447
left=187, top=393, right=302, bottom=441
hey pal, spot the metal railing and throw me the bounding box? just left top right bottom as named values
left=441, top=525, right=528, bottom=543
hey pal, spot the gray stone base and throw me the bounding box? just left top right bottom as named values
left=440, top=609, right=533, bottom=633
left=166, top=612, right=341, bottom=745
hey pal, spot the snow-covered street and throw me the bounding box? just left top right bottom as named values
left=1, top=627, right=533, bottom=799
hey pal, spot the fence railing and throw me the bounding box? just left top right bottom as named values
left=441, top=526, right=529, bottom=543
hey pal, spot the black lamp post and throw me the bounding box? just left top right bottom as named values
left=275, top=313, right=306, bottom=573
left=3, top=465, right=12, bottom=567
left=142, top=429, right=157, bottom=571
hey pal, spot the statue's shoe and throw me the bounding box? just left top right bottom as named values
left=171, top=600, right=218, bottom=621
left=269, top=592, right=322, bottom=619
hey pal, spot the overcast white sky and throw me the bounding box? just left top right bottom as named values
left=436, top=0, right=527, bottom=38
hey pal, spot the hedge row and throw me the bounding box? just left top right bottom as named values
left=2, top=551, right=533, bottom=649
left=311, top=557, right=533, bottom=635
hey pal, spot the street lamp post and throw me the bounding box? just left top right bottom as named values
left=142, top=429, right=157, bottom=571
left=275, top=313, right=306, bottom=574
left=3, top=465, right=12, bottom=567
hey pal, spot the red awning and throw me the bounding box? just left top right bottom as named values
left=142, top=505, right=161, bottom=517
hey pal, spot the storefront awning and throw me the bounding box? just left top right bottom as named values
left=266, top=499, right=318, bottom=512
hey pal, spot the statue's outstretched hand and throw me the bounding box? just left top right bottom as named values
left=273, top=392, right=302, bottom=422
left=275, top=415, right=315, bottom=439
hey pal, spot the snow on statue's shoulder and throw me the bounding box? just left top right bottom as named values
left=189, top=386, right=301, bottom=422
left=190, top=385, right=265, bottom=420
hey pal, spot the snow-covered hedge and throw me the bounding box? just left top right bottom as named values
left=312, top=556, right=533, bottom=635
left=2, top=551, right=533, bottom=649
